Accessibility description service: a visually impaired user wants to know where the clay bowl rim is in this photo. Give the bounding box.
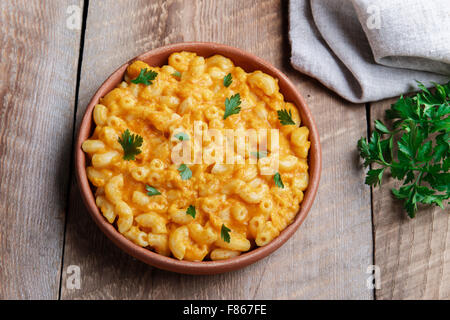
[75,42,322,275]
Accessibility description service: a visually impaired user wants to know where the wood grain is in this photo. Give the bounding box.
[60,0,373,299]
[0,0,82,299]
[370,99,450,300]
[2,0,447,301]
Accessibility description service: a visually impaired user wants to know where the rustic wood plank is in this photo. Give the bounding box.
[61,0,373,299]
[370,98,450,300]
[0,0,82,299]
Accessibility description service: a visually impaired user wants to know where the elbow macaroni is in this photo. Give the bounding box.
[82,52,310,261]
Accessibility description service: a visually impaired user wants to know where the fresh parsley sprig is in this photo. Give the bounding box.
[118,129,143,161]
[358,81,450,218]
[274,172,284,188]
[131,68,158,85]
[277,109,296,125]
[174,132,189,141]
[223,93,241,120]
[145,185,161,196]
[251,150,268,159]
[223,73,232,87]
[186,205,196,218]
[177,164,192,180]
[221,224,231,243]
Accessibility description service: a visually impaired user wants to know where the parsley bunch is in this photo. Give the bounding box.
[358,82,450,218]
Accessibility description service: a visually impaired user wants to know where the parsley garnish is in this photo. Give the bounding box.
[277,109,296,125]
[177,164,192,180]
[174,132,189,141]
[186,205,196,218]
[131,68,158,85]
[145,185,161,196]
[172,71,181,77]
[223,93,241,120]
[221,224,231,243]
[118,129,143,160]
[251,151,268,159]
[223,73,232,87]
[274,172,284,188]
[358,81,450,218]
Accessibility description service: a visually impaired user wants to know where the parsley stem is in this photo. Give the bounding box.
[415,171,424,185]
[376,160,431,174]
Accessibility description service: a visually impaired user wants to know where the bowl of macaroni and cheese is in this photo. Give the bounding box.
[75,42,321,274]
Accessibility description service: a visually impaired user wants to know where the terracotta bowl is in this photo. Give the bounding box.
[75,42,322,274]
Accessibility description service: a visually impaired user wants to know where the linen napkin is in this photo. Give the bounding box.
[289,0,450,103]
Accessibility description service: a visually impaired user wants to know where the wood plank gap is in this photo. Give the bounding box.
[365,102,376,300]
[57,0,90,300]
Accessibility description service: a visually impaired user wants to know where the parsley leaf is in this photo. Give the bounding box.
[365,168,385,187]
[172,71,181,77]
[223,73,232,87]
[277,109,296,125]
[251,151,268,159]
[131,68,158,85]
[274,172,284,188]
[118,129,143,161]
[221,224,231,243]
[174,132,189,141]
[358,81,450,218]
[186,205,196,218]
[145,185,161,196]
[223,93,241,119]
[177,164,192,180]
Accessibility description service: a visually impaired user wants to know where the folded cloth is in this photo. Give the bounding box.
[289,0,450,103]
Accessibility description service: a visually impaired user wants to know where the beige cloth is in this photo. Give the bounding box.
[289,0,450,103]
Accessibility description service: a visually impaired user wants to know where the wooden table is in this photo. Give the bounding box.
[1,0,448,300]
